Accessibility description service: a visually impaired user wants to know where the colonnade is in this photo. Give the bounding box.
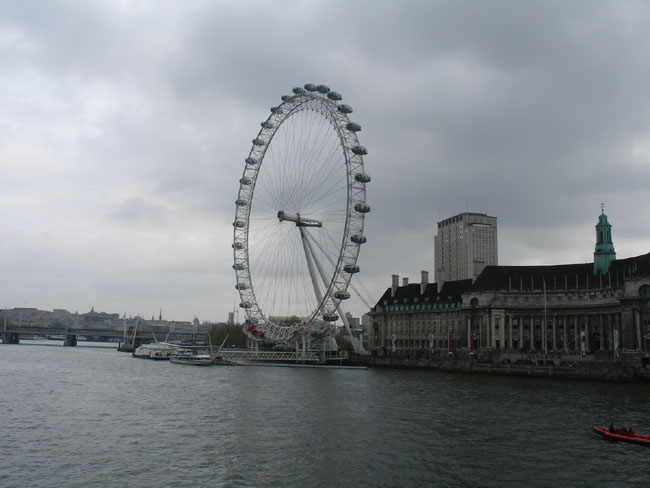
[369,304,648,357]
[474,309,645,354]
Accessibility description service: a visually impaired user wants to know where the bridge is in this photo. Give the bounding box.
[1,322,204,346]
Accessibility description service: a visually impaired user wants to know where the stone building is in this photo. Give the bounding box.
[369,210,650,364]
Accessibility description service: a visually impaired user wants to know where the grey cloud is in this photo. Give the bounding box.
[2,0,650,321]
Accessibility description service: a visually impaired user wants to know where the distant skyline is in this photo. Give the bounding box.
[2,1,650,322]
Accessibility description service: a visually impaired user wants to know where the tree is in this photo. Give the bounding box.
[208,324,248,348]
[335,333,354,352]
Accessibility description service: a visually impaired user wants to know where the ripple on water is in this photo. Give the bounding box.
[2,345,650,487]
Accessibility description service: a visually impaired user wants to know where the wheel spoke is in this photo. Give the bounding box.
[232,85,369,348]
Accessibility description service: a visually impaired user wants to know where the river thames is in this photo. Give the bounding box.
[1,342,649,487]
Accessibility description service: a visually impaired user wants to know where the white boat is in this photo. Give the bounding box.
[169,353,214,366]
[133,342,183,360]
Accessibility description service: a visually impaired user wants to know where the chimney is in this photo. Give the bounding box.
[391,274,399,297]
[421,270,429,295]
[402,277,409,287]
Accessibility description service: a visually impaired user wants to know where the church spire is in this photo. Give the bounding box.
[593,204,616,275]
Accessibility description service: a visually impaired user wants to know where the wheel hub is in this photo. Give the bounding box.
[277,211,322,227]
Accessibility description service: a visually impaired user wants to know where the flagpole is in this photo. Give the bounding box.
[543,277,548,354]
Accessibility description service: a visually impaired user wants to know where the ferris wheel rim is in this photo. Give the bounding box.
[232,84,369,343]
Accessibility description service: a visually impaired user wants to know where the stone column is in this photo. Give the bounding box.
[488,313,497,349]
[508,316,513,350]
[620,309,635,350]
[530,316,536,351]
[635,309,642,353]
[599,315,604,351]
[551,315,557,351]
[500,315,505,350]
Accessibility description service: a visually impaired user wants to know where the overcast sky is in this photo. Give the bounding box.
[2,0,650,322]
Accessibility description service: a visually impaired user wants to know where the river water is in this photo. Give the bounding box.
[1,342,649,487]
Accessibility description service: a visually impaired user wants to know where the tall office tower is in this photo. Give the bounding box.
[434,212,498,284]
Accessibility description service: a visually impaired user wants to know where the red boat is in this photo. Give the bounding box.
[592,425,650,447]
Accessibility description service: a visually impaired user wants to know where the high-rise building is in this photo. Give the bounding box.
[434,212,498,284]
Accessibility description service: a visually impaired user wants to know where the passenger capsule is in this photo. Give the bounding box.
[233,220,245,228]
[235,283,248,290]
[354,173,371,183]
[351,145,368,155]
[270,106,279,113]
[344,264,360,273]
[334,291,351,300]
[235,199,247,207]
[354,203,371,213]
[240,177,252,185]
[346,122,361,132]
[323,313,339,322]
[350,234,367,244]
[233,263,245,270]
[327,91,342,101]
[261,121,274,129]
[245,157,258,165]
[292,87,305,94]
[317,85,330,94]
[253,138,266,146]
[239,302,251,309]
[304,83,318,92]
[281,95,291,102]
[337,104,353,114]
[232,242,245,250]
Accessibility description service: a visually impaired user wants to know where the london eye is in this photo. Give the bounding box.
[232,83,370,352]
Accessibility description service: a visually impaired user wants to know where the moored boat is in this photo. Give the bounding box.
[133,342,183,360]
[170,353,214,366]
[592,425,650,447]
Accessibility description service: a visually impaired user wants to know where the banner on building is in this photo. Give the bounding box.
[580,330,586,358]
[448,329,453,354]
[391,333,396,353]
[429,333,434,353]
[613,329,619,359]
[470,331,476,354]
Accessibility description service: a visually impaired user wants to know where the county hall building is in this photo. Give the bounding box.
[368,210,650,365]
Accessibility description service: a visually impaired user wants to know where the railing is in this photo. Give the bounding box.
[220,350,321,361]
[220,350,348,362]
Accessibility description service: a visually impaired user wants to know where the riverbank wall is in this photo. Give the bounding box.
[347,354,650,383]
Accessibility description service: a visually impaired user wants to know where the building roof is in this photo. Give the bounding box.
[472,252,650,292]
[372,279,473,311]
[372,252,650,310]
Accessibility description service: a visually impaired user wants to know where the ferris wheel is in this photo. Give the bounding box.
[232,83,370,347]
